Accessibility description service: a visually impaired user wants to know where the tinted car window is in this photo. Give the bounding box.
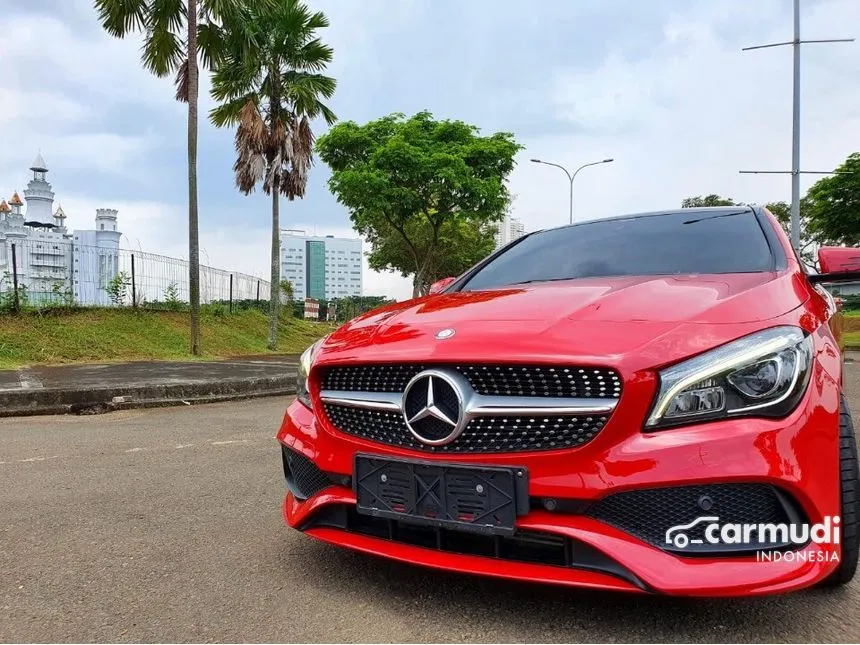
[462,210,775,291]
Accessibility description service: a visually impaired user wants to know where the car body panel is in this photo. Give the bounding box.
[277,206,849,596]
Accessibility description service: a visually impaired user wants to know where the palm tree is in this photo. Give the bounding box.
[210,0,336,350]
[94,0,259,355]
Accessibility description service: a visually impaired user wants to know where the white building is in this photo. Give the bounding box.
[494,211,526,250]
[280,229,362,300]
[0,154,122,306]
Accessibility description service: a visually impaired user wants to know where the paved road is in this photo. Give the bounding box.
[2,368,860,643]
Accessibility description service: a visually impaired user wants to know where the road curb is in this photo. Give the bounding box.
[0,373,297,417]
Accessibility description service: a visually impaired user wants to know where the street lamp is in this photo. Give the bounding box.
[531,157,614,224]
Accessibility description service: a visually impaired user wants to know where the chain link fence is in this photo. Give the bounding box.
[0,238,271,313]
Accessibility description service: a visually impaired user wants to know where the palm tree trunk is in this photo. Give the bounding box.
[268,181,281,351]
[187,0,202,355]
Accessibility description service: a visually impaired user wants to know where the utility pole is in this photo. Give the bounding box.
[740,0,853,253]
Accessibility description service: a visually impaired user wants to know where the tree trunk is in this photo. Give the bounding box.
[412,250,436,298]
[413,268,431,298]
[268,180,281,351]
[187,0,202,355]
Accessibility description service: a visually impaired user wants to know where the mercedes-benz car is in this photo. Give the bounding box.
[277,206,860,596]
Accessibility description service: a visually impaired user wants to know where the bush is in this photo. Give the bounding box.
[205,301,228,317]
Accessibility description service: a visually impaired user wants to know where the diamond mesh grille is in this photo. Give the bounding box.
[321,364,622,399]
[586,484,793,548]
[323,403,609,453]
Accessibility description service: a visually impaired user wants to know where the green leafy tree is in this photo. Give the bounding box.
[761,199,823,270]
[317,112,522,298]
[279,278,295,302]
[210,0,337,350]
[327,295,395,322]
[0,271,28,313]
[681,194,740,208]
[367,216,497,294]
[49,276,74,307]
[163,281,185,311]
[94,0,263,354]
[805,153,860,246]
[279,278,295,320]
[106,271,132,306]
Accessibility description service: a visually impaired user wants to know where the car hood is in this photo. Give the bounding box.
[318,272,808,371]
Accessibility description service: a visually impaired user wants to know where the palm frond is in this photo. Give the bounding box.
[197,21,227,69]
[147,0,186,32]
[174,58,189,102]
[318,104,337,126]
[293,38,334,72]
[209,93,257,127]
[234,151,266,194]
[94,0,148,37]
[211,0,335,196]
[140,23,184,76]
[238,99,267,151]
[305,10,330,30]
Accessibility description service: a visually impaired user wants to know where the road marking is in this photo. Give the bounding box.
[211,439,251,446]
[124,447,146,453]
[175,444,194,449]
[18,455,59,463]
[16,368,44,390]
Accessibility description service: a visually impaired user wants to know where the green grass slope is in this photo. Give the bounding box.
[0,309,335,369]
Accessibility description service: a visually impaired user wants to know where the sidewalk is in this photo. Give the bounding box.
[0,356,299,417]
[5,350,856,418]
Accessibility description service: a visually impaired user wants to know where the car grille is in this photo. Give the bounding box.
[321,364,622,399]
[323,403,609,453]
[586,483,805,554]
[281,445,337,500]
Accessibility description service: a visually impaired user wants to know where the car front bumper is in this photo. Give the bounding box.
[276,359,842,597]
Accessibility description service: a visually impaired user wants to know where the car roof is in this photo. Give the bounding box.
[552,205,758,231]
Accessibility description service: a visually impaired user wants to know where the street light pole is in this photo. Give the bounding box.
[790,0,802,252]
[531,158,614,224]
[740,0,853,253]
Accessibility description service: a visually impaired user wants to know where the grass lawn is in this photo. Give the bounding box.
[841,311,860,349]
[0,308,335,369]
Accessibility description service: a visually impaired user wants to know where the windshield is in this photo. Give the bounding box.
[461,210,776,291]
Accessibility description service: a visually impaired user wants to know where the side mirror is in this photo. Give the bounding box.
[428,276,456,295]
[819,247,860,274]
[810,247,860,284]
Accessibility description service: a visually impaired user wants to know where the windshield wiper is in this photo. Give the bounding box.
[509,277,577,286]
[682,210,749,225]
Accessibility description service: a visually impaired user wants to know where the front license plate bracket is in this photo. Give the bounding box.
[353,454,529,536]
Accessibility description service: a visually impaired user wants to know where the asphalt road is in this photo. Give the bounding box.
[2,367,860,643]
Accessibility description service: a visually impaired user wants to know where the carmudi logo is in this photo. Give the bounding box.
[665,515,841,562]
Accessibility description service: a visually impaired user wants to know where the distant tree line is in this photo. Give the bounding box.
[682,152,860,271]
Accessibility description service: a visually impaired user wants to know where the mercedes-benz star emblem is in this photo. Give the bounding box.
[435,328,455,340]
[402,370,467,446]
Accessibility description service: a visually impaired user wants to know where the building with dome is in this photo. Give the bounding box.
[0,154,122,306]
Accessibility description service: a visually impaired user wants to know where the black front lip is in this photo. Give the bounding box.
[297,502,653,592]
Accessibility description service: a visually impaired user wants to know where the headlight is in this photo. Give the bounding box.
[296,337,326,409]
[646,326,813,430]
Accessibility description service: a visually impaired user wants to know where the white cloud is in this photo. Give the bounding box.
[0,6,178,183]
[513,0,860,234]
[3,0,858,306]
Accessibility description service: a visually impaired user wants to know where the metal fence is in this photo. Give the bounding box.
[0,237,271,312]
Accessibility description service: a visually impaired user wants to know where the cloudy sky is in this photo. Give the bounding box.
[1,0,857,301]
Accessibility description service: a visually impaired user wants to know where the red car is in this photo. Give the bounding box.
[277,206,860,596]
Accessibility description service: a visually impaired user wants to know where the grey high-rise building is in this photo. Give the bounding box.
[280,230,363,300]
